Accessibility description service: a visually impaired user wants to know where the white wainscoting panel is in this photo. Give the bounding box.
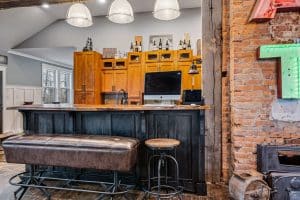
[4,85,42,134]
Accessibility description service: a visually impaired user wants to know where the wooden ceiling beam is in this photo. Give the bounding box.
[0,0,86,10]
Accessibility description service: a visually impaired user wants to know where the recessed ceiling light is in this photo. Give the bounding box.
[42,3,50,9]
[98,0,106,3]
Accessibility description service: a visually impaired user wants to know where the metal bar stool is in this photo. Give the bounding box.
[143,138,183,200]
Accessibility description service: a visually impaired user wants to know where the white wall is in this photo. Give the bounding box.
[7,54,42,87]
[17,8,202,54]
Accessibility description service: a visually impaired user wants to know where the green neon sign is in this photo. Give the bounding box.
[259,44,300,99]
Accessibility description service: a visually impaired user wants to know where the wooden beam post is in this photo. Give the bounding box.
[202,0,222,183]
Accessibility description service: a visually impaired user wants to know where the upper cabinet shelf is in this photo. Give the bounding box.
[103,58,128,70]
[128,52,143,64]
[177,50,193,62]
[145,50,175,63]
[103,59,115,69]
[115,58,128,69]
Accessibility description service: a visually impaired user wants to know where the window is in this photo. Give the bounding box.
[42,63,72,104]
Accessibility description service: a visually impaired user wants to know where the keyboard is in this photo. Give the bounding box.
[143,104,175,107]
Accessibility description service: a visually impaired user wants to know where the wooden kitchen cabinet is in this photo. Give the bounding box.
[176,50,193,62]
[145,63,159,73]
[103,59,115,69]
[74,53,85,92]
[114,69,127,91]
[102,70,114,92]
[74,91,85,104]
[128,52,143,64]
[74,51,102,104]
[145,51,159,63]
[127,64,142,99]
[160,50,174,62]
[85,92,96,104]
[101,69,127,92]
[159,62,175,72]
[144,62,176,75]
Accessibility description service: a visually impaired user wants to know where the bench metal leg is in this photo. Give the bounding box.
[97,171,131,200]
[32,177,51,200]
[14,177,31,200]
[10,169,132,200]
[14,165,51,200]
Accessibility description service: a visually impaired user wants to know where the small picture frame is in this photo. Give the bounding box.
[149,34,173,50]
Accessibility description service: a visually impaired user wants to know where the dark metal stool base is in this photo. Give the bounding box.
[144,146,183,200]
[10,166,134,200]
[143,185,183,199]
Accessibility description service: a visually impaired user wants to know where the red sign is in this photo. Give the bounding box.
[250,0,300,22]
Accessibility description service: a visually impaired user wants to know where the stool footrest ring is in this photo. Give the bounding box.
[143,185,183,199]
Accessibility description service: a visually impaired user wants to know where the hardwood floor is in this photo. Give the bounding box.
[0,162,229,200]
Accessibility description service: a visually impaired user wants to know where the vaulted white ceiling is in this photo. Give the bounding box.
[0,0,201,53]
[0,7,57,54]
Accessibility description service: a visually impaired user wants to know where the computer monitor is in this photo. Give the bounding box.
[144,71,182,101]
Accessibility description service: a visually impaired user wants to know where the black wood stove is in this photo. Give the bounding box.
[257,144,300,200]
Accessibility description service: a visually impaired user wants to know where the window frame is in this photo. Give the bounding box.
[42,63,73,105]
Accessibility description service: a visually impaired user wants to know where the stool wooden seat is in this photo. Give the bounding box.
[145,138,180,149]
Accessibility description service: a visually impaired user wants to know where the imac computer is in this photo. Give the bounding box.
[144,71,182,104]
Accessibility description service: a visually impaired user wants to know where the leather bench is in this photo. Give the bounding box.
[2,134,139,200]
[3,134,139,171]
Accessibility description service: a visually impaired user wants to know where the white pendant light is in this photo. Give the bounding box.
[66,3,93,28]
[108,0,134,24]
[153,0,181,21]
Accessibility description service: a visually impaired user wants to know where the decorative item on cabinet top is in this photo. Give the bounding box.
[103,48,117,59]
[149,34,173,50]
[83,37,93,52]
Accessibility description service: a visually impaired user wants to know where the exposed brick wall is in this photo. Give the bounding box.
[221,0,231,182]
[222,0,300,178]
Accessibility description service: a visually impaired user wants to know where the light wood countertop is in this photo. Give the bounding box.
[8,104,211,111]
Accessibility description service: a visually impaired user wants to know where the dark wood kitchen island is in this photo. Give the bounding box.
[12,104,209,195]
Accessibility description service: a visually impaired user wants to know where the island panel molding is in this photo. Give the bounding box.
[259,44,300,99]
[250,0,300,22]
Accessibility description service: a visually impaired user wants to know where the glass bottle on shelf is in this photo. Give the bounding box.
[183,40,187,50]
[152,40,157,51]
[166,40,169,50]
[139,41,143,52]
[178,40,183,50]
[158,38,162,50]
[135,41,139,52]
[130,42,134,52]
[187,40,191,50]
